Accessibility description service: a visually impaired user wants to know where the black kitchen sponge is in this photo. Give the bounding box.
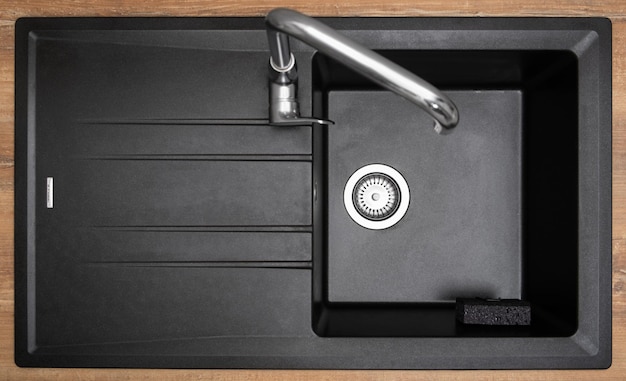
[456,298,531,325]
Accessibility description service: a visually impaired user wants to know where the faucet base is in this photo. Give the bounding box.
[269,69,334,126]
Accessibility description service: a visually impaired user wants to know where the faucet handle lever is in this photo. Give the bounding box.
[268,75,334,126]
[270,115,334,126]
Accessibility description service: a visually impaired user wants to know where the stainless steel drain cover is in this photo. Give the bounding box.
[344,164,410,230]
[353,173,400,220]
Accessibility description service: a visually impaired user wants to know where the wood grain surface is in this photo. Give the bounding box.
[1,0,624,379]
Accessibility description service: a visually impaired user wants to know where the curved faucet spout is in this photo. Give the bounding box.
[265,8,459,133]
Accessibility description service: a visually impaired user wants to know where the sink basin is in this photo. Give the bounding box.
[313,49,577,336]
[15,17,612,369]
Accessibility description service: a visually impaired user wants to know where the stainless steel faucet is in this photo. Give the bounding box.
[265,8,459,134]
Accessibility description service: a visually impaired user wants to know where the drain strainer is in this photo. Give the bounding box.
[353,173,400,220]
[344,164,410,230]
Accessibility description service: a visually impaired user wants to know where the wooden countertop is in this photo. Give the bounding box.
[0,0,623,379]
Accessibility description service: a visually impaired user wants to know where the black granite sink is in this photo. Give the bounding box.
[15,17,612,369]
